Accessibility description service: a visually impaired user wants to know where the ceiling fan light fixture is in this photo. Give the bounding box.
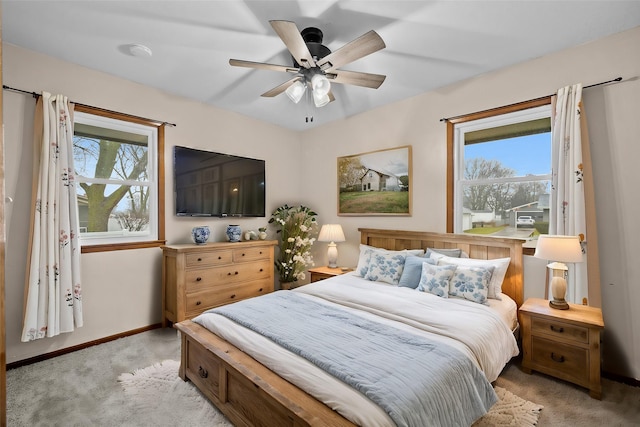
[313,90,331,108]
[311,73,331,97]
[285,80,306,104]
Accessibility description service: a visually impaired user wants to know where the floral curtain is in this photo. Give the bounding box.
[21,92,83,342]
[550,84,594,305]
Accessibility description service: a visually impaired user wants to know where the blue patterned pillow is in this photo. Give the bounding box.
[355,245,424,278]
[417,263,457,297]
[364,251,408,285]
[398,256,436,288]
[448,265,494,304]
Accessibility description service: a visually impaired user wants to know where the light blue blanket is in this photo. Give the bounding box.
[207,291,497,427]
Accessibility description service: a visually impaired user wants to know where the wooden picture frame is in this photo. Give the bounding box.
[337,145,412,216]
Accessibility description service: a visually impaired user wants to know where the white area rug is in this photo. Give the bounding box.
[119,360,542,426]
[118,360,232,426]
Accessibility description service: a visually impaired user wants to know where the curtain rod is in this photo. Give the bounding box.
[439,76,623,123]
[2,84,177,127]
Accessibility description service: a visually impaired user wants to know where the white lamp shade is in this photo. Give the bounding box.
[313,91,330,107]
[311,74,331,96]
[534,235,583,263]
[285,80,306,103]
[318,224,345,243]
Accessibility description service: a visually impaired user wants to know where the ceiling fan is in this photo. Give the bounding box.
[229,20,386,112]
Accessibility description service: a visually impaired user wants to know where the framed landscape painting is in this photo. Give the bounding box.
[337,145,412,216]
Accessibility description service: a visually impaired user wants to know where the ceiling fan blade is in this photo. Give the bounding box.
[261,77,301,98]
[329,69,386,89]
[229,59,298,73]
[317,30,385,71]
[270,20,316,69]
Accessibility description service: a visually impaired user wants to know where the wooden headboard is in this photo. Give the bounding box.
[359,228,526,307]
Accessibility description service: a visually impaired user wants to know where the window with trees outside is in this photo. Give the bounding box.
[73,106,165,252]
[448,99,551,238]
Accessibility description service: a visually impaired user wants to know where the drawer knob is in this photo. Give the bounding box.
[218,256,222,260]
[197,257,202,262]
[550,325,564,333]
[195,301,201,306]
[259,268,263,272]
[242,253,246,257]
[259,288,263,292]
[198,366,208,379]
[230,294,236,299]
[550,352,565,363]
[227,271,239,276]
[196,277,202,282]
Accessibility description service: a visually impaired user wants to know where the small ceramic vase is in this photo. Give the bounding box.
[226,225,241,243]
[191,226,210,244]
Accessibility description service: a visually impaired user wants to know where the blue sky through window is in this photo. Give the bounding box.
[465,132,551,176]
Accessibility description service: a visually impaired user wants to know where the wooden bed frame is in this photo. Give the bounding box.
[174,229,526,427]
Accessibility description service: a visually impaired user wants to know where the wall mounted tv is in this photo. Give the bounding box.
[174,146,265,217]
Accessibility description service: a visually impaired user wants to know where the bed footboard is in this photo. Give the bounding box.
[174,320,355,427]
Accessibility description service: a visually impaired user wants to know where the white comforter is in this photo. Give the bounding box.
[194,273,519,427]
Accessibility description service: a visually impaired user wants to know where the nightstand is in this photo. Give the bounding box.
[308,266,352,283]
[519,297,604,399]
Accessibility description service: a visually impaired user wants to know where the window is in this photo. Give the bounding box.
[73,106,165,252]
[447,99,552,236]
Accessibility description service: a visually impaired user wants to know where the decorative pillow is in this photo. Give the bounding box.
[398,256,436,288]
[426,248,463,258]
[364,251,408,285]
[417,263,457,297]
[449,265,494,305]
[436,256,510,300]
[355,244,424,278]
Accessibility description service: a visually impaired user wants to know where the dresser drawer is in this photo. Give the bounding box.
[186,279,272,315]
[531,316,589,344]
[233,246,271,262]
[186,250,233,268]
[185,260,272,291]
[184,335,221,401]
[531,336,588,384]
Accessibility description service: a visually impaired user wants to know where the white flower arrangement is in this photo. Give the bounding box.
[269,204,318,284]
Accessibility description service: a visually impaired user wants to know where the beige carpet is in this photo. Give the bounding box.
[119,359,542,426]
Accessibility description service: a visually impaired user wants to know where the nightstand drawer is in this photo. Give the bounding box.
[531,336,588,383]
[532,317,589,344]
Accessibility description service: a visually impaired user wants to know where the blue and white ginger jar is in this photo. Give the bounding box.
[191,226,210,244]
[226,225,242,243]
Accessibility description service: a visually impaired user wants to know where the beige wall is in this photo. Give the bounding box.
[2,44,303,363]
[3,25,639,380]
[301,27,640,380]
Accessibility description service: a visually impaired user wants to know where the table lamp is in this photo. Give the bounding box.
[318,224,346,268]
[534,235,583,310]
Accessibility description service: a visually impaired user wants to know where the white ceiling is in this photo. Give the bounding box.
[3,1,640,131]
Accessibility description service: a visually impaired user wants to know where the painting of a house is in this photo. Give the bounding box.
[360,169,403,192]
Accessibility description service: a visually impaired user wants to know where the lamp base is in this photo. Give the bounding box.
[549,299,570,310]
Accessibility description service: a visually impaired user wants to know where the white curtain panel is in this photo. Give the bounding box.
[21,92,83,342]
[550,84,588,304]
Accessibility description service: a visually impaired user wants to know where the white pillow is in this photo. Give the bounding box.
[436,256,511,300]
[355,244,424,278]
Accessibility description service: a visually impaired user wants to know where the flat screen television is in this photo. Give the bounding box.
[174,146,265,217]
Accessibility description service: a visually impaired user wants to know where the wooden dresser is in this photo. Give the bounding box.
[519,298,604,399]
[161,240,276,326]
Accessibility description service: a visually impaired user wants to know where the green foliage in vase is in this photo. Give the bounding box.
[268,204,318,283]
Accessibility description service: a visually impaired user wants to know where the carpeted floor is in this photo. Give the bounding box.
[7,327,640,426]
